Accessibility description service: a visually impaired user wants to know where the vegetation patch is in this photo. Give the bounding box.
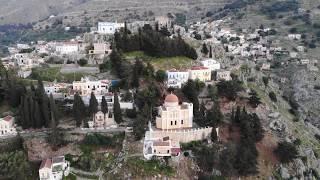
[126,157,175,177]
[124,51,193,70]
[81,132,125,150]
[30,67,88,83]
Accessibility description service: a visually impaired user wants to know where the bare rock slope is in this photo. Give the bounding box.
[0,0,232,25]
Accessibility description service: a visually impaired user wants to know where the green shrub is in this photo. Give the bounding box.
[78,58,88,66]
[269,91,277,102]
[274,142,298,163]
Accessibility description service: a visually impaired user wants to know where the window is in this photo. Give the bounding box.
[181,120,184,124]
[171,121,173,125]
[175,121,177,125]
[167,150,170,153]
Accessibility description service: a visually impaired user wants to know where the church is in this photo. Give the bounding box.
[156,93,193,130]
[143,93,213,160]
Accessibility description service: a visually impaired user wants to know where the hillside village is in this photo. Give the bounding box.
[0,0,320,180]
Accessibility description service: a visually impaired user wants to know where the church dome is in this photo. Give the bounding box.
[165,93,179,103]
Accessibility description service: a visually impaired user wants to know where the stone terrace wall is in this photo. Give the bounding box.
[151,127,212,143]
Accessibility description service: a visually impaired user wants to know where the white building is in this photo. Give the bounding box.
[155,93,193,130]
[17,69,32,78]
[288,34,301,40]
[200,59,221,71]
[15,54,40,69]
[143,93,212,160]
[300,59,310,65]
[155,16,171,28]
[17,43,30,50]
[97,22,124,34]
[44,82,70,99]
[166,69,189,88]
[55,42,79,55]
[39,156,70,180]
[189,66,212,82]
[88,43,111,55]
[72,77,110,96]
[143,133,180,160]
[80,92,134,110]
[88,111,117,129]
[216,70,232,81]
[0,116,17,137]
[261,63,271,70]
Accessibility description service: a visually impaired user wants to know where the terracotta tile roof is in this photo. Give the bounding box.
[3,115,13,122]
[40,159,52,169]
[171,148,181,154]
[191,66,209,70]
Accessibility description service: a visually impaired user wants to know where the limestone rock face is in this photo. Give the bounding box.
[293,158,305,177]
[280,165,290,179]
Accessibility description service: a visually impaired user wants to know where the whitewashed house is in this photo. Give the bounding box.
[17,43,30,50]
[300,59,310,65]
[143,135,180,160]
[261,63,271,70]
[0,116,17,137]
[97,22,124,34]
[288,34,301,40]
[15,54,37,68]
[200,59,221,71]
[88,43,111,55]
[155,16,171,28]
[72,77,110,96]
[216,70,232,81]
[55,42,79,54]
[44,82,70,99]
[166,69,189,88]
[39,156,70,180]
[189,66,211,82]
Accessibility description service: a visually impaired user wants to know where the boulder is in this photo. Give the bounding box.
[293,158,306,176]
[268,112,280,119]
[269,119,287,132]
[280,165,290,179]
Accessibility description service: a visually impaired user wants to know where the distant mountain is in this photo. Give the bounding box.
[0,0,90,25]
[0,0,232,25]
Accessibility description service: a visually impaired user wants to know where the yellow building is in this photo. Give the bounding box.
[156,93,193,130]
[189,66,211,82]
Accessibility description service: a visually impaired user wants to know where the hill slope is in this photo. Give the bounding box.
[0,0,232,25]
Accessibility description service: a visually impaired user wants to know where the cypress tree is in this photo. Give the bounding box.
[113,92,122,124]
[211,128,218,141]
[89,92,98,118]
[19,96,27,129]
[73,93,86,127]
[28,96,35,128]
[36,78,45,97]
[34,101,42,128]
[206,101,224,127]
[41,95,50,128]
[49,94,59,124]
[48,102,62,147]
[23,95,31,129]
[101,96,108,114]
[201,43,209,56]
[234,106,241,124]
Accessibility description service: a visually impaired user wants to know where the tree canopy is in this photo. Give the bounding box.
[114,25,197,59]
